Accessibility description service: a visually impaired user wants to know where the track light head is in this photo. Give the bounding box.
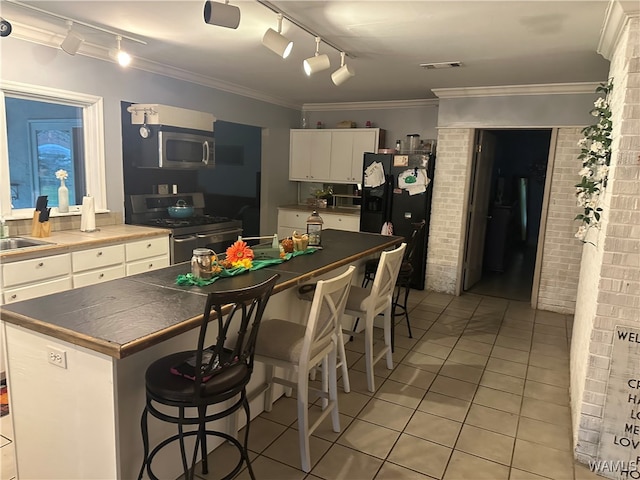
[60,21,84,55]
[331,52,355,86]
[262,14,292,59]
[109,35,131,67]
[203,0,240,29]
[303,37,330,76]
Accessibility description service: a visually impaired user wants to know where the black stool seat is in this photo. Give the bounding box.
[138,274,278,480]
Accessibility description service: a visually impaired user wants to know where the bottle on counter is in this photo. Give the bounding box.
[316,121,323,129]
[0,217,8,238]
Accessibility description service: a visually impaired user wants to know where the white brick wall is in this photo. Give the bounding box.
[426,128,474,293]
[571,15,640,468]
[536,128,584,314]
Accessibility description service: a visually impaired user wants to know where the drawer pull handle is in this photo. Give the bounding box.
[11,294,17,300]
[148,263,153,268]
[99,273,104,278]
[97,251,103,257]
[147,243,152,248]
[37,262,44,267]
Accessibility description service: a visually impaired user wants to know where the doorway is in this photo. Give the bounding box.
[463,129,552,301]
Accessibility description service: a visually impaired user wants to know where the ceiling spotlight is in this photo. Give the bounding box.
[203,0,240,29]
[303,37,330,76]
[262,13,293,59]
[331,52,355,86]
[109,35,131,67]
[60,20,84,55]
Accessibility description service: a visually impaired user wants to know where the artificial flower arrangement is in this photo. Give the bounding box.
[55,169,68,180]
[176,237,315,287]
[574,79,613,243]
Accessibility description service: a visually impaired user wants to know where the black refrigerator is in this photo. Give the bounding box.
[360,152,436,290]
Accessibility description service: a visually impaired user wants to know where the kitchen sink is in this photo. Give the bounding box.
[0,237,54,250]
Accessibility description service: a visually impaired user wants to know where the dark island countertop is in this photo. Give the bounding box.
[0,230,401,359]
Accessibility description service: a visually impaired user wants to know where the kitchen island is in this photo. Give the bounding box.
[0,229,401,479]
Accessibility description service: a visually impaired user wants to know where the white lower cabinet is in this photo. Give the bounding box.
[1,234,170,304]
[278,208,360,239]
[125,237,170,275]
[2,254,72,305]
[72,244,126,288]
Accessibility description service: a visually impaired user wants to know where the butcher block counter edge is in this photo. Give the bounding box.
[1,230,401,359]
[0,224,170,263]
[278,204,360,216]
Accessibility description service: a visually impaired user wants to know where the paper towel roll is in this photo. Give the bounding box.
[80,195,96,232]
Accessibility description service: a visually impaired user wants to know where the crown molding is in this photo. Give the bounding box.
[597,0,640,60]
[432,82,604,99]
[302,99,438,111]
[8,21,301,110]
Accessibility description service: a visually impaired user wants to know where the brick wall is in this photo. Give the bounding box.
[535,128,585,314]
[571,15,640,470]
[425,128,474,293]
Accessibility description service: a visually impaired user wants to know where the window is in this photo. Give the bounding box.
[0,81,105,218]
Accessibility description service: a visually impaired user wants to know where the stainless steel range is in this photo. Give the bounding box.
[127,192,242,264]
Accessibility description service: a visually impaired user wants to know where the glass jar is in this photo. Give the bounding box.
[306,210,323,247]
[191,248,215,279]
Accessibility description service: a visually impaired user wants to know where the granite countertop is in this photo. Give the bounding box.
[0,224,170,262]
[0,230,401,359]
[279,204,361,216]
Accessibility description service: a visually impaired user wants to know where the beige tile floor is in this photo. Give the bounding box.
[1,291,605,480]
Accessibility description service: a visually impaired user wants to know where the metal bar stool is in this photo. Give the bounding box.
[137,274,278,480]
[360,220,426,350]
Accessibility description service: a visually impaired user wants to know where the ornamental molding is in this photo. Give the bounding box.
[597,0,640,60]
[432,83,603,99]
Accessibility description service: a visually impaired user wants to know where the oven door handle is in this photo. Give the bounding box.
[173,235,198,242]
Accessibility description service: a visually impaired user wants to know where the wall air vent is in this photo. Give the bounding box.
[420,61,463,69]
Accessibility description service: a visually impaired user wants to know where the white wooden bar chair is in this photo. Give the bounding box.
[343,243,406,392]
[255,266,356,472]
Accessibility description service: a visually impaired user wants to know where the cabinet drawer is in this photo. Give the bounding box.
[2,254,71,288]
[278,210,308,230]
[322,214,360,232]
[3,277,72,304]
[72,245,125,273]
[126,236,169,262]
[72,265,126,288]
[126,256,170,276]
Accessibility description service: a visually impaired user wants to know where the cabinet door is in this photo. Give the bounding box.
[329,131,354,183]
[329,129,379,184]
[289,130,331,181]
[350,130,378,182]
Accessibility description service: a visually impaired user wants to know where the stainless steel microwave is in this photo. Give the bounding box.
[133,125,215,169]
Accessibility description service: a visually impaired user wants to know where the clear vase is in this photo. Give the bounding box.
[58,179,69,213]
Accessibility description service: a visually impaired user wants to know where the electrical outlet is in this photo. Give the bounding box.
[47,346,67,369]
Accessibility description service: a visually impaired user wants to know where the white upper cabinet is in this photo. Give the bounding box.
[289,130,332,181]
[290,128,382,183]
[330,129,379,183]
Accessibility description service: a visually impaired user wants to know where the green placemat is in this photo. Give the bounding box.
[176,248,317,287]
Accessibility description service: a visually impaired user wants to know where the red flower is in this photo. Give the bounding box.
[226,240,254,267]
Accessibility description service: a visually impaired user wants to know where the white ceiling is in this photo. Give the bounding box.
[2,1,614,107]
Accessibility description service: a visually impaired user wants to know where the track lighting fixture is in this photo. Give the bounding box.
[331,52,355,86]
[109,35,131,67]
[262,13,293,59]
[303,37,330,76]
[203,0,240,29]
[60,20,84,55]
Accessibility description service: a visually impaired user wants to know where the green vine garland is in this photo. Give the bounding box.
[575,79,613,242]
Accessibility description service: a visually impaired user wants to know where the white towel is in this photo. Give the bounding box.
[364,161,385,188]
[80,195,96,232]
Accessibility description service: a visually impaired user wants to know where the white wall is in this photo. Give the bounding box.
[305,103,439,150]
[0,38,300,235]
